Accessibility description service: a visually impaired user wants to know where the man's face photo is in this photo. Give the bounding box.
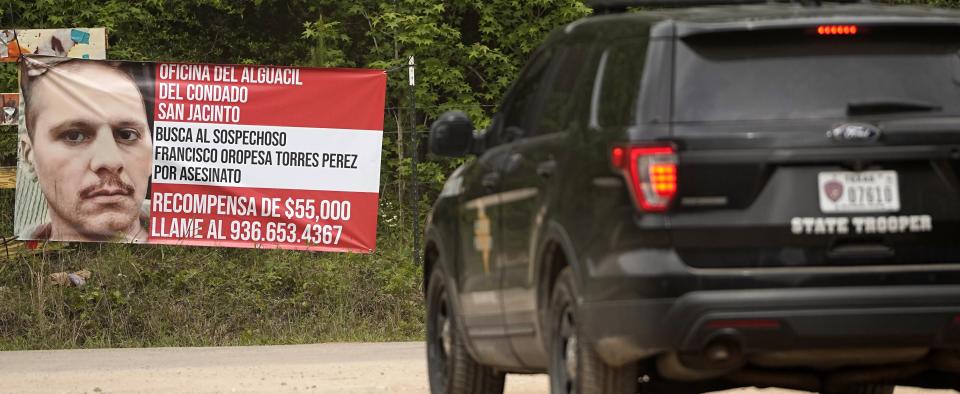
[21,61,152,241]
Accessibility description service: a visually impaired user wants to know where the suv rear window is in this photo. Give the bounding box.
[674,27,960,122]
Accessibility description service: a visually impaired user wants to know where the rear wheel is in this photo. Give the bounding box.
[426,268,505,394]
[548,267,639,394]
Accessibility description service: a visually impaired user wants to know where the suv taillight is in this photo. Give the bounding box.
[611,146,677,212]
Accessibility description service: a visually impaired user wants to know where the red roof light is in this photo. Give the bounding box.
[818,25,858,36]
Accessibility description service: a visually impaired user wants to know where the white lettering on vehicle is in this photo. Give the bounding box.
[790,215,932,235]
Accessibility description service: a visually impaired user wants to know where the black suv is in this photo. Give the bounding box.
[422,1,960,393]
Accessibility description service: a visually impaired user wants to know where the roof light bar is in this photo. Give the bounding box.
[818,25,858,35]
[588,0,864,12]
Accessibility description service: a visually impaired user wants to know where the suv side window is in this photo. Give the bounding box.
[537,43,597,136]
[594,38,648,128]
[498,48,554,143]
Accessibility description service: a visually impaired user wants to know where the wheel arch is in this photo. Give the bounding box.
[534,221,582,348]
[423,238,439,297]
[423,225,452,296]
[423,225,485,362]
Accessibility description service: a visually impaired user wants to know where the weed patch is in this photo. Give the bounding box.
[0,232,423,350]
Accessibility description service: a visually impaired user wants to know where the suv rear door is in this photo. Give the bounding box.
[666,23,960,270]
[456,123,512,347]
[453,46,556,367]
[496,42,600,366]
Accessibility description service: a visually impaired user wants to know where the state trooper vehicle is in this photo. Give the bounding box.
[423,0,960,392]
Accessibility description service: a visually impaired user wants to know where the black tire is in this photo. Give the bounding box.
[548,267,639,394]
[426,268,505,394]
[829,385,895,394]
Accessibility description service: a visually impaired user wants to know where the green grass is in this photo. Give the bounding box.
[0,231,424,350]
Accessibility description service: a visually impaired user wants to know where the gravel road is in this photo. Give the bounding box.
[0,342,952,394]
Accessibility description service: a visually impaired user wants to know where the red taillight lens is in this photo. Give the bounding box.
[611,145,678,212]
[610,146,625,168]
[818,25,858,35]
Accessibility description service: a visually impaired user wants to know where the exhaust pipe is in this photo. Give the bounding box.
[657,337,744,381]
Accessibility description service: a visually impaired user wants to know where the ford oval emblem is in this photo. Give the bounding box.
[827,123,881,142]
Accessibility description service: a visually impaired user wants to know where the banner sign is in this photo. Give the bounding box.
[1,29,107,62]
[15,56,386,253]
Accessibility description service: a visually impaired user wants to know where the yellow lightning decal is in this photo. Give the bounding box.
[473,204,492,274]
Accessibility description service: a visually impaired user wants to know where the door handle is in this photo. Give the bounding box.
[482,172,501,190]
[537,160,557,178]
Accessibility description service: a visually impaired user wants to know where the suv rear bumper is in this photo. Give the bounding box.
[579,284,960,366]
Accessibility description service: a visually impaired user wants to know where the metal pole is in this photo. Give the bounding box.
[408,56,420,266]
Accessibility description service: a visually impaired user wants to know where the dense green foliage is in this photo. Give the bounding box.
[0,0,956,349]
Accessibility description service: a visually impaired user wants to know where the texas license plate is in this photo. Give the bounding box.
[818,170,900,213]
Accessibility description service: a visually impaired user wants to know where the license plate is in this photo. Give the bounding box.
[818,170,900,213]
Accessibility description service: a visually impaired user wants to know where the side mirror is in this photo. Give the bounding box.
[429,111,474,157]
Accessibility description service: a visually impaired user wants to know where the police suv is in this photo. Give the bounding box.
[422,1,960,393]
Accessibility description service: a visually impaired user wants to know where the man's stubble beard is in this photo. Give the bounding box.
[49,173,144,241]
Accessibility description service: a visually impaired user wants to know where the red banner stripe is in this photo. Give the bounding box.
[148,183,379,253]
[155,64,387,130]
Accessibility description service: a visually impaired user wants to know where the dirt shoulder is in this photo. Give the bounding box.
[0,342,950,394]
